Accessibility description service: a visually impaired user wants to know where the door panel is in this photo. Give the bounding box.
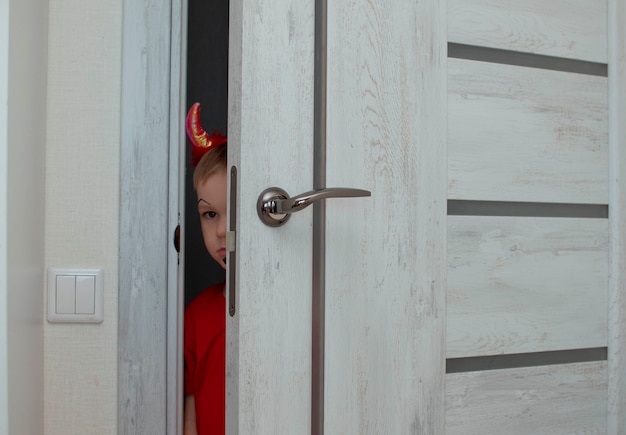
[448,58,608,204]
[446,361,608,434]
[448,0,607,63]
[448,216,608,358]
[227,0,315,433]
[325,0,446,432]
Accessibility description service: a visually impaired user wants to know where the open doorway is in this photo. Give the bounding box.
[184,0,229,306]
[180,0,229,433]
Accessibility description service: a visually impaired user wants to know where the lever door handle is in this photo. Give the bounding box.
[257,187,371,227]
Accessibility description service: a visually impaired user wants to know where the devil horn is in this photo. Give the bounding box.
[186,102,227,166]
[186,102,211,148]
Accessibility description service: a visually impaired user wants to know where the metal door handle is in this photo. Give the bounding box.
[257,187,371,227]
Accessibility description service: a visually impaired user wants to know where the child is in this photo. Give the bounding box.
[183,102,228,435]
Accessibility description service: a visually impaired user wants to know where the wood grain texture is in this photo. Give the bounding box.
[448,58,608,204]
[446,361,608,434]
[227,0,315,433]
[325,0,447,433]
[608,0,626,431]
[447,216,608,358]
[448,0,607,63]
[118,1,171,433]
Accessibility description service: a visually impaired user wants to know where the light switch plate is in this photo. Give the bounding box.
[47,268,104,323]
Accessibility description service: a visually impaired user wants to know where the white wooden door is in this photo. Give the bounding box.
[225,1,625,435]
[227,0,446,433]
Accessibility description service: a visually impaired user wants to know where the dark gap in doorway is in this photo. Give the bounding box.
[185,0,229,306]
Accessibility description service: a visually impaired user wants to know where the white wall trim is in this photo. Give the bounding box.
[2,0,46,433]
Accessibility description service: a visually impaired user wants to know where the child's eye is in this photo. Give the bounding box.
[203,211,217,219]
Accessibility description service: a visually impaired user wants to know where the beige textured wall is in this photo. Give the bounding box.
[44,1,122,433]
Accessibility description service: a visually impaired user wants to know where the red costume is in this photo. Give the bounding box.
[184,283,225,434]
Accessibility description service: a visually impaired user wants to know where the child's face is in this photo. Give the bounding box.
[196,168,228,270]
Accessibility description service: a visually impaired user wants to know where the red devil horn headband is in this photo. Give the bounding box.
[186,102,227,166]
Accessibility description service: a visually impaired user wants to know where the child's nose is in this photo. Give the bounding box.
[217,217,227,237]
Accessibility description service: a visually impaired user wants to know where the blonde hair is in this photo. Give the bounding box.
[193,144,227,189]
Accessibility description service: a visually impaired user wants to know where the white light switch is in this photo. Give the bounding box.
[76,276,96,314]
[56,275,76,314]
[48,268,103,323]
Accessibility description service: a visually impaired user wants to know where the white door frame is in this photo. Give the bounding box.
[608,0,626,431]
[118,0,186,433]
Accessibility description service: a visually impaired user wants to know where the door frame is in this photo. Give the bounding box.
[608,0,626,431]
[118,0,186,433]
